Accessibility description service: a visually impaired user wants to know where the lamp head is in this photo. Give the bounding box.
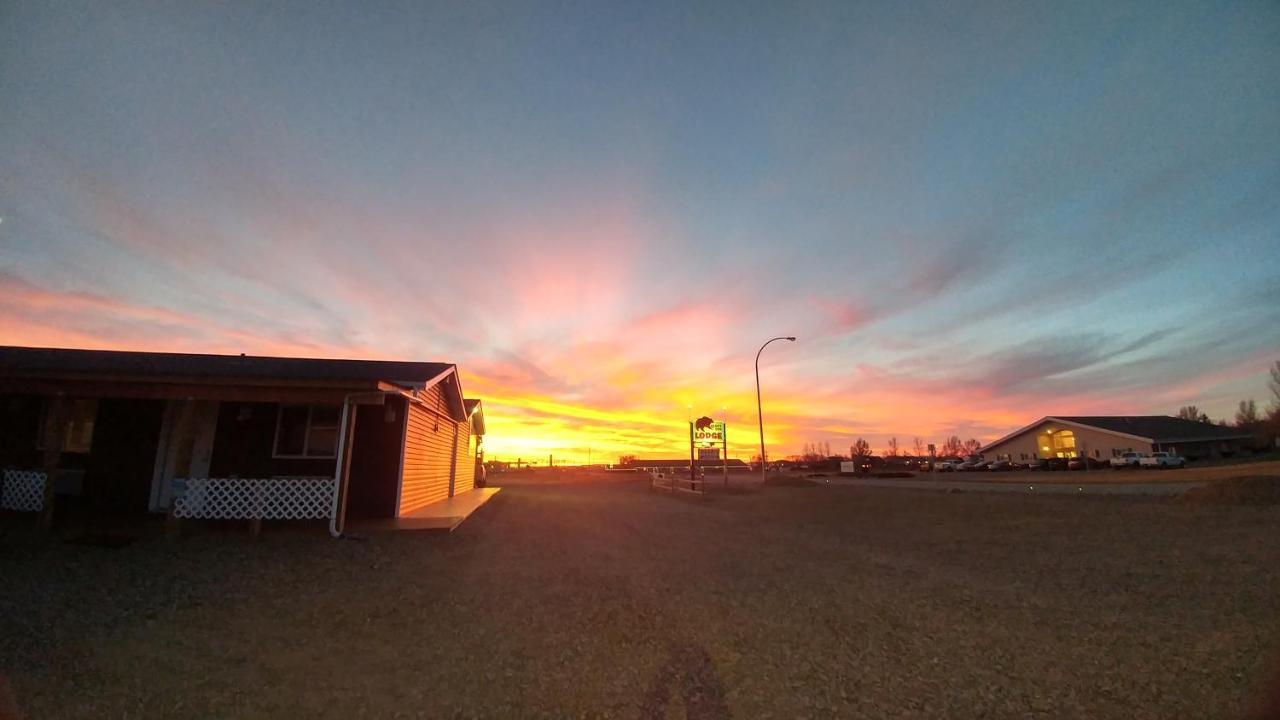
[785,336,796,341]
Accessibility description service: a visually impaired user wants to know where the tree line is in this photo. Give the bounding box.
[795,434,984,461]
[1177,360,1280,446]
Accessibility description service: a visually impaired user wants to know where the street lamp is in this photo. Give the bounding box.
[755,336,795,484]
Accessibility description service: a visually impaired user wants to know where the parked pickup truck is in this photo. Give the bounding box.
[1139,452,1186,469]
[1109,451,1147,469]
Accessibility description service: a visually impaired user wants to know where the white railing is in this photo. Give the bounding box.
[171,477,336,520]
[1,469,46,512]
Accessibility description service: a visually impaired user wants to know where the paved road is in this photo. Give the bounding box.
[824,476,1206,495]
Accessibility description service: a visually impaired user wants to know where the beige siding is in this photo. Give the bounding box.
[453,417,475,495]
[985,420,1154,462]
[396,381,480,515]
[399,390,455,515]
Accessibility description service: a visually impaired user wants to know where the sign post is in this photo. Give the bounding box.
[928,443,936,475]
[693,416,725,492]
[688,421,697,491]
[723,423,729,488]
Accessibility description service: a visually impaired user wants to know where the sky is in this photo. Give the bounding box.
[2,1,1278,463]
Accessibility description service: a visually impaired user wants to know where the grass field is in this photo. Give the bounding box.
[3,472,1279,718]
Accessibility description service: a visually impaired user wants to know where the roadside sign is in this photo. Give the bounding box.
[927,443,936,456]
[694,421,725,447]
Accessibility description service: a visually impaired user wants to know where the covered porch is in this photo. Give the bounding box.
[0,377,400,536]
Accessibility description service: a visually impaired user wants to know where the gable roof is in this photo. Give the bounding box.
[981,415,1253,452]
[464,398,485,436]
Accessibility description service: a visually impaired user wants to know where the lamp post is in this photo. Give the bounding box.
[755,336,795,485]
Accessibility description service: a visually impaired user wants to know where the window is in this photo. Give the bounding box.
[37,398,98,453]
[273,404,342,458]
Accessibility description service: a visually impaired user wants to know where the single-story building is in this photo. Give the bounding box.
[618,458,750,472]
[979,415,1254,462]
[0,346,488,535]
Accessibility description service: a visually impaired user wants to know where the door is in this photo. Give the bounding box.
[149,399,219,512]
[85,399,165,514]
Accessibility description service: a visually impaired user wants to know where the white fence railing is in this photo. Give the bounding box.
[172,477,335,520]
[1,469,47,512]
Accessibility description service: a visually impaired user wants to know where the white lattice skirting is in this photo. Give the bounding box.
[172,477,335,520]
[1,469,46,512]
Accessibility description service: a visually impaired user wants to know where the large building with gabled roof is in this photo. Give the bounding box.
[979,415,1255,462]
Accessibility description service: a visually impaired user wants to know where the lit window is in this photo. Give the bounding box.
[274,404,341,458]
[38,398,98,454]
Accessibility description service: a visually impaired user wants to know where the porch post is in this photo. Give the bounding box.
[335,401,358,535]
[164,399,199,539]
[39,396,71,531]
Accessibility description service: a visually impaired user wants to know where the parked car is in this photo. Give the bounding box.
[1038,457,1069,471]
[986,459,1014,472]
[935,459,961,472]
[1139,452,1186,469]
[1109,451,1147,469]
[1067,457,1107,470]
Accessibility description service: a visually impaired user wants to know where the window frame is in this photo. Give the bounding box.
[35,398,99,454]
[272,404,341,459]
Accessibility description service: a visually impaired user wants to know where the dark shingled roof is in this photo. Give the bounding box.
[1053,416,1252,442]
[0,346,453,386]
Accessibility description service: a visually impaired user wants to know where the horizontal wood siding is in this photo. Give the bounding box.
[453,417,475,495]
[398,389,455,515]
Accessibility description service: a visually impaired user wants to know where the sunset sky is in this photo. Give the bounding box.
[2,1,1278,463]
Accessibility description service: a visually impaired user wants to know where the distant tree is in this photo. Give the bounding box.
[884,437,900,457]
[940,435,964,457]
[851,438,871,458]
[618,454,636,466]
[1177,405,1211,424]
[962,438,983,455]
[913,437,926,457]
[1235,400,1260,427]
[800,443,825,463]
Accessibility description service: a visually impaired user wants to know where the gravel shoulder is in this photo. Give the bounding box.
[3,479,1279,718]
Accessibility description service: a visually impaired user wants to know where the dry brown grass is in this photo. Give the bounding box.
[3,479,1279,718]
[1182,476,1280,505]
